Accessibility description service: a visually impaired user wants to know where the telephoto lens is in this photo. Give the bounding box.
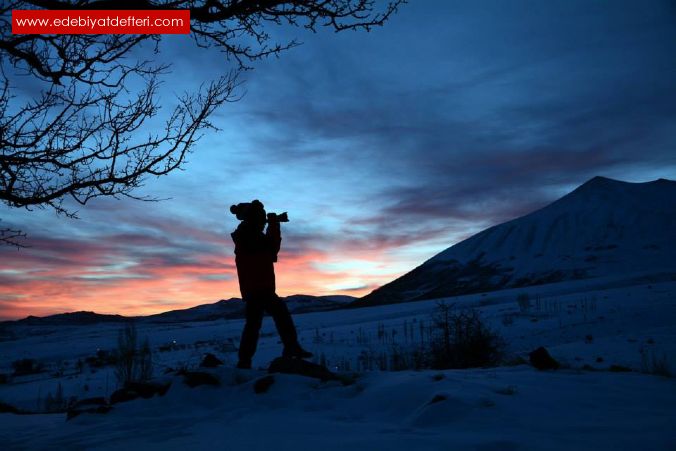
[268,212,289,223]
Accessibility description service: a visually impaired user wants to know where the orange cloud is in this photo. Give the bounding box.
[0,211,421,320]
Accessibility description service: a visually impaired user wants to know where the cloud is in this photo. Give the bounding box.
[0,203,404,319]
[2,0,676,319]
[224,0,676,239]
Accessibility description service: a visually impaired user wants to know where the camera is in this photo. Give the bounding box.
[267,212,289,223]
[230,200,289,223]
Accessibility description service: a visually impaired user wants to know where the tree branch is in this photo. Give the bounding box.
[0,0,404,244]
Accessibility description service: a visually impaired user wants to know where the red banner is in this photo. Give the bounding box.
[12,9,190,35]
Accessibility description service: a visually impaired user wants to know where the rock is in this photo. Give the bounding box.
[200,353,224,368]
[529,347,560,370]
[253,375,275,394]
[110,388,140,404]
[268,357,338,381]
[110,381,171,404]
[129,381,171,398]
[429,394,447,404]
[0,401,21,414]
[67,397,111,420]
[72,396,107,408]
[183,371,220,388]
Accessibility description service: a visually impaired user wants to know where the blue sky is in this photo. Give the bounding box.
[1,0,675,319]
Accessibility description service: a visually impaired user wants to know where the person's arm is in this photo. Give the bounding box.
[266,216,282,262]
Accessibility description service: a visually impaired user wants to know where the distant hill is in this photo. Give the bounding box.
[356,176,676,306]
[143,295,353,323]
[1,295,354,326]
[8,311,130,326]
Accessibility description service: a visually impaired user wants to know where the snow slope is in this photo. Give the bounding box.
[1,278,675,450]
[2,366,675,451]
[359,177,676,306]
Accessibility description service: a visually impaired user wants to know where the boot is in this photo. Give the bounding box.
[282,346,313,359]
[236,360,252,369]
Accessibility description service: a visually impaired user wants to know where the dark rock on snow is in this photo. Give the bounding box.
[67,397,111,420]
[529,347,560,370]
[268,357,338,381]
[200,353,224,368]
[110,381,171,404]
[182,371,220,387]
[0,401,22,414]
[253,375,275,394]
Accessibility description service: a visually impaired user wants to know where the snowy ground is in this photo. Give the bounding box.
[1,279,675,450]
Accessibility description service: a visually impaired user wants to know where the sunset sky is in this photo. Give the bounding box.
[2,0,676,320]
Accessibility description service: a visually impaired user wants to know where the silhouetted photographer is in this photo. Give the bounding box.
[230,200,312,369]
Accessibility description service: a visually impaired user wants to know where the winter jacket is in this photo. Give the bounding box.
[231,221,281,298]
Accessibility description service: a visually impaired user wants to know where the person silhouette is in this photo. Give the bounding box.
[230,200,312,369]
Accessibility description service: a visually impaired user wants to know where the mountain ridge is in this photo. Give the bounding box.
[0,294,355,326]
[356,176,676,306]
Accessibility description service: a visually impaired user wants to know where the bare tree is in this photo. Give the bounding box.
[0,220,26,247]
[0,0,404,242]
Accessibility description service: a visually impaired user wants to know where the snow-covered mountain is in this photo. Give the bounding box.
[358,176,676,306]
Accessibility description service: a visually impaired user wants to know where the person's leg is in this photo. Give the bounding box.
[238,299,264,368]
[264,294,298,348]
[265,294,312,358]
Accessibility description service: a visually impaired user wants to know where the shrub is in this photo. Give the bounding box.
[12,358,44,376]
[137,337,153,382]
[516,293,531,313]
[362,303,507,372]
[388,344,415,371]
[115,324,137,386]
[114,323,153,387]
[44,382,68,413]
[640,348,671,377]
[427,302,505,370]
[494,385,518,395]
